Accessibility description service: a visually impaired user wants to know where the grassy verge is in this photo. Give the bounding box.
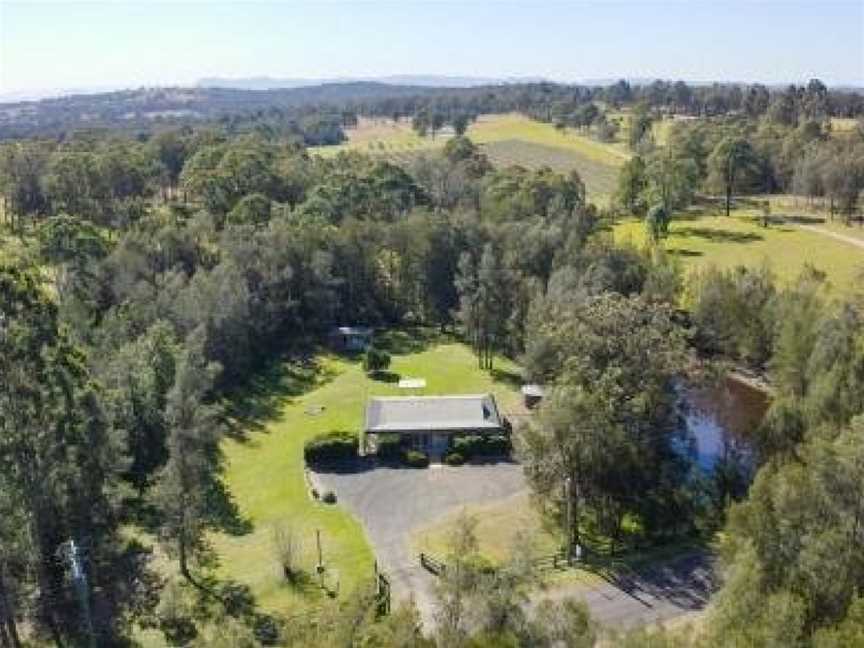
[613,207,864,298]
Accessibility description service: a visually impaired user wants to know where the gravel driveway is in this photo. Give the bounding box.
[313,462,716,632]
[534,552,717,630]
[312,461,527,623]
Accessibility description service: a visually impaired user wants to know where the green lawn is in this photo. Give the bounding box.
[613,208,864,298]
[412,491,561,564]
[210,334,522,615]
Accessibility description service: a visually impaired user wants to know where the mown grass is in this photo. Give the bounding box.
[411,491,561,564]
[209,334,522,615]
[613,208,864,297]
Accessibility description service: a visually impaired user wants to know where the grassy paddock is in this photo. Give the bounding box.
[209,334,522,614]
[479,139,619,200]
[613,208,864,297]
[310,113,626,202]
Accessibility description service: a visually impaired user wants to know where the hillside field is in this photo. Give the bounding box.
[312,113,627,202]
[613,208,864,297]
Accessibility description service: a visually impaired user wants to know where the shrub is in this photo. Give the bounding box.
[303,432,358,464]
[271,521,302,583]
[451,434,511,459]
[444,452,465,466]
[322,491,337,504]
[403,450,430,468]
[362,346,391,373]
[376,434,403,461]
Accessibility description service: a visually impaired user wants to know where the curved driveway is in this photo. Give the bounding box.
[313,462,716,631]
[313,461,527,623]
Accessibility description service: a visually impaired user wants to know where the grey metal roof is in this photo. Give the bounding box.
[521,384,545,397]
[332,326,373,336]
[364,394,503,434]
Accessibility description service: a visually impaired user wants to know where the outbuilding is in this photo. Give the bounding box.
[520,384,545,409]
[328,326,374,352]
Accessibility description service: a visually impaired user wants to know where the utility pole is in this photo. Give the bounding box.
[59,540,95,648]
[563,477,573,565]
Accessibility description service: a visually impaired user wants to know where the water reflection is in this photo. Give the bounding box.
[682,376,770,472]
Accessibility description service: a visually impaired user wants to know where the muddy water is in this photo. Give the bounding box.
[683,376,771,471]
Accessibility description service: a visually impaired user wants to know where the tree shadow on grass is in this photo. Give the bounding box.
[207,477,254,536]
[674,227,764,244]
[222,354,338,443]
[375,327,444,356]
[490,367,522,389]
[668,248,704,258]
[782,214,826,225]
[369,370,400,383]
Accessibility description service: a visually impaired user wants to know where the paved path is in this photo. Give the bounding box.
[312,461,527,625]
[795,223,864,251]
[533,552,717,629]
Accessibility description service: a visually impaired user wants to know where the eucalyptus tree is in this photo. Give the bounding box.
[707,136,761,217]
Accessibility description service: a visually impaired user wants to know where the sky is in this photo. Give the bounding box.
[1,0,862,97]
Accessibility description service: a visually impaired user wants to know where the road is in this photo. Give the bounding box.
[533,552,717,630]
[794,223,864,252]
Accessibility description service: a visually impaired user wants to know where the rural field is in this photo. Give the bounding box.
[313,113,627,202]
[613,208,864,297]
[479,139,619,197]
[208,334,523,615]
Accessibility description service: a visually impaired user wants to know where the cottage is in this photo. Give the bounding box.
[364,393,504,454]
[328,326,374,352]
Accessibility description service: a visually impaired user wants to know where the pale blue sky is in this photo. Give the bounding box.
[1,0,862,96]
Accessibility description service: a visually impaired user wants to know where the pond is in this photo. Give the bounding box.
[682,375,771,472]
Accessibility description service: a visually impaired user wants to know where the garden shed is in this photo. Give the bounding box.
[329,326,374,352]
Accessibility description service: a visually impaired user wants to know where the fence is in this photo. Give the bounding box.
[420,549,576,578]
[376,571,391,616]
[419,552,447,576]
[530,551,570,572]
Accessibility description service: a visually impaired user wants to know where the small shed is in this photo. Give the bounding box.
[329,326,374,352]
[521,384,545,409]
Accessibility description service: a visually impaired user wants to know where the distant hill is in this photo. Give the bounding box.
[197,75,547,90]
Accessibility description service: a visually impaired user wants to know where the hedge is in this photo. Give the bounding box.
[451,434,511,459]
[375,434,404,461]
[444,452,465,466]
[403,450,430,468]
[303,431,358,464]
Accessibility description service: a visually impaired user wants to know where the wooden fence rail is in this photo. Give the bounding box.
[419,552,447,576]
